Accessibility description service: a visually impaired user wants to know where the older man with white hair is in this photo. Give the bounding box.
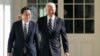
[37,2,69,56]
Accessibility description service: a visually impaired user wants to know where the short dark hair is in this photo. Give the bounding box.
[21,6,31,14]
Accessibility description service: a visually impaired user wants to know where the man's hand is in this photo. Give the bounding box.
[64,52,69,56]
[7,53,12,56]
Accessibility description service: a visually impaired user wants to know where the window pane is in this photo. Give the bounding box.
[75,5,84,18]
[64,5,73,18]
[85,5,94,18]
[75,20,84,33]
[75,0,84,3]
[38,5,46,17]
[27,0,36,3]
[64,0,73,3]
[27,5,38,21]
[48,0,58,3]
[85,20,94,33]
[38,0,47,3]
[85,0,94,3]
[65,20,73,33]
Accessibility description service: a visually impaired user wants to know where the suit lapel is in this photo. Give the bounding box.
[42,16,52,34]
[19,20,24,39]
[18,20,34,41]
[46,16,59,34]
[26,21,33,40]
[53,16,58,31]
[53,19,56,30]
[44,16,48,30]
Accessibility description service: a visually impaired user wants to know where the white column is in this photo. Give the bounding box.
[4,0,11,56]
[0,0,4,56]
[3,0,27,56]
[0,0,27,56]
[11,0,27,22]
[95,0,100,56]
[58,0,64,56]
[58,0,64,19]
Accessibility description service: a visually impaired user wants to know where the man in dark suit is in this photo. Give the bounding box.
[7,7,40,56]
[37,2,69,56]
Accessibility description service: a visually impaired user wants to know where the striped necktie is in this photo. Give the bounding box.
[48,18,52,33]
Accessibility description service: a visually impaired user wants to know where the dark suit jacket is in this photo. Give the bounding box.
[7,20,40,56]
[37,16,69,56]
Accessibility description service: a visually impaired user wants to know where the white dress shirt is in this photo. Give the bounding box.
[47,15,55,29]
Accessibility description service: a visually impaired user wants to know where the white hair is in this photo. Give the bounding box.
[45,2,56,12]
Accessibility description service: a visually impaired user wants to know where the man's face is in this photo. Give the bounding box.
[47,5,56,16]
[21,10,31,21]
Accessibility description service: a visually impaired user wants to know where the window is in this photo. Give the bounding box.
[27,0,94,33]
[27,0,58,21]
[64,0,94,33]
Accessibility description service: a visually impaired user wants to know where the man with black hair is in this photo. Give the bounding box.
[7,7,40,56]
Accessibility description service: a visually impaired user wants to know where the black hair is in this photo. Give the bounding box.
[21,6,31,14]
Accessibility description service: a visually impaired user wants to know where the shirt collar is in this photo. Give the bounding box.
[47,15,55,21]
[22,20,30,25]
